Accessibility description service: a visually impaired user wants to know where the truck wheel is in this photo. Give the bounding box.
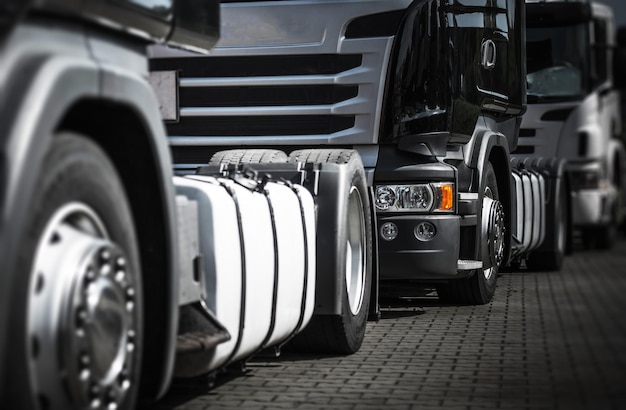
[287,149,372,354]
[527,177,567,270]
[594,219,617,250]
[439,162,504,305]
[581,205,617,250]
[8,133,142,410]
[209,149,288,165]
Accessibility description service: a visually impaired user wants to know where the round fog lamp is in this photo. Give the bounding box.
[415,222,436,241]
[380,222,398,241]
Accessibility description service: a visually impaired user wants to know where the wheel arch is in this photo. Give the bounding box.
[467,131,513,266]
[0,56,177,403]
[607,138,626,186]
[486,145,513,268]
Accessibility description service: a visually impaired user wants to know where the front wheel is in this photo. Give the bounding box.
[8,133,143,410]
[438,162,504,305]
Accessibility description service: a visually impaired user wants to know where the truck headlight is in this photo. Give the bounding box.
[375,183,454,213]
[397,185,434,210]
[570,169,600,190]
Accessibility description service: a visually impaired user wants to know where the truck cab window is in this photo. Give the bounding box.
[526,24,588,102]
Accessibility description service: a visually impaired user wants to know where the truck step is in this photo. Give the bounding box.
[457,259,482,270]
[177,330,231,353]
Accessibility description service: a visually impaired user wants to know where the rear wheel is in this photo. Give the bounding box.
[582,223,616,251]
[287,149,372,354]
[581,205,618,251]
[8,133,142,410]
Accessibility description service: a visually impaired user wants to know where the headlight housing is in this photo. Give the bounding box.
[375,183,455,213]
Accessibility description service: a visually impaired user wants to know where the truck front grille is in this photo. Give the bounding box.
[151,53,374,168]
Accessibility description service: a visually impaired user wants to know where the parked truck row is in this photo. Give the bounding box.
[149,0,564,308]
[1,0,624,409]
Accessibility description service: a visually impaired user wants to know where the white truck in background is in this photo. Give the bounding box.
[0,1,372,409]
[519,0,626,249]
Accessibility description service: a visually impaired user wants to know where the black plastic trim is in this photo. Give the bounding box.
[151,54,363,78]
[167,115,355,137]
[345,10,405,39]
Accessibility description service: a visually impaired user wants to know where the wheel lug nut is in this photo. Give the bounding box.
[76,309,88,327]
[116,257,126,268]
[100,250,111,261]
[126,288,135,299]
[80,369,90,381]
[85,267,97,281]
[90,398,102,409]
[126,301,134,312]
[115,270,125,283]
[80,354,90,366]
[100,263,111,276]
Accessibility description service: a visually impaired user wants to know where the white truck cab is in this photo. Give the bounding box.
[519,0,626,248]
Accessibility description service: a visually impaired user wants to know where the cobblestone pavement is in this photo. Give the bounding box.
[153,236,626,410]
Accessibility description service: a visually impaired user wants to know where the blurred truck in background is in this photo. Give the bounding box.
[518,0,626,249]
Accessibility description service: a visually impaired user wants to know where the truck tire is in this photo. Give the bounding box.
[209,149,288,165]
[581,206,617,250]
[587,221,617,251]
[438,162,504,305]
[8,133,143,410]
[526,176,567,270]
[287,149,372,354]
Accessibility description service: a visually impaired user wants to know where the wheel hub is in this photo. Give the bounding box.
[28,203,137,409]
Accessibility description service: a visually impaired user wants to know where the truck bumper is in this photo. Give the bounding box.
[571,187,615,227]
[377,214,462,280]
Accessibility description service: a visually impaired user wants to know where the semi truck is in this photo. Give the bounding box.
[150,0,567,309]
[0,0,567,409]
[0,0,375,409]
[519,0,626,249]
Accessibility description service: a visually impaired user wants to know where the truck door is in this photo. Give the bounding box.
[591,13,618,152]
[488,0,525,116]
[448,0,524,120]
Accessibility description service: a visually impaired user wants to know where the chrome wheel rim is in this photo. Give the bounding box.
[482,188,505,280]
[345,186,366,315]
[28,202,137,409]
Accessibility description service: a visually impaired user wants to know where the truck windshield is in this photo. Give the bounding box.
[526,24,588,102]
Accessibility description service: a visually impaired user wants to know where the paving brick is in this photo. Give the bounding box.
[154,237,626,409]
